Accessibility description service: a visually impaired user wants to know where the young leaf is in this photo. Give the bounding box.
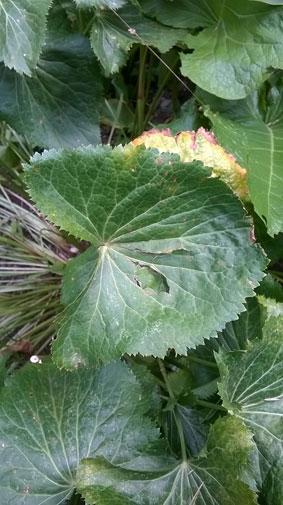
[0,0,52,75]
[90,6,186,75]
[0,360,169,504]
[25,145,266,367]
[200,80,283,236]
[217,316,283,504]
[77,416,256,505]
[179,0,283,99]
[0,15,102,149]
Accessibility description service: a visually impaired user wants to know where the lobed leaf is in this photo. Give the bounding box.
[0,360,169,504]
[77,416,256,505]
[179,0,283,99]
[25,144,266,367]
[201,78,283,236]
[217,316,283,505]
[0,0,52,75]
[0,21,102,149]
[90,6,186,75]
[132,128,249,201]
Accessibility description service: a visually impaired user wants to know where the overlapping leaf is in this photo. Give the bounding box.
[90,6,186,74]
[165,404,209,457]
[0,360,169,504]
[132,128,249,201]
[0,14,102,149]
[217,316,283,505]
[179,0,283,99]
[77,416,256,505]
[25,144,266,367]
[216,297,263,351]
[0,0,52,75]
[140,0,210,29]
[200,77,283,236]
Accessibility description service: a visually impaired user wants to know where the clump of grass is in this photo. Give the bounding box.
[0,186,75,364]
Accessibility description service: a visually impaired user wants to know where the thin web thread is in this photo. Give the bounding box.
[110,7,204,106]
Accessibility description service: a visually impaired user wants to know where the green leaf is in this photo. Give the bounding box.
[180,0,283,99]
[216,297,263,351]
[257,274,283,303]
[165,404,209,457]
[75,0,126,7]
[257,295,283,318]
[201,77,283,236]
[0,360,168,504]
[159,98,204,135]
[77,416,256,505]
[252,208,283,263]
[0,0,52,75]
[250,0,283,4]
[217,316,283,504]
[140,0,210,29]
[0,15,102,149]
[90,6,186,74]
[25,145,266,367]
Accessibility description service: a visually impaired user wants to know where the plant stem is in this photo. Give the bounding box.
[174,410,188,462]
[143,55,179,128]
[158,358,174,399]
[136,46,148,136]
[196,399,226,412]
[187,354,218,369]
[166,354,218,370]
[158,359,187,461]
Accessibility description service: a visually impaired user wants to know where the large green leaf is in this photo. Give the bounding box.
[0,360,168,504]
[90,6,186,74]
[200,78,283,236]
[0,0,52,75]
[217,316,283,505]
[140,0,211,29]
[77,416,256,505]
[179,0,283,99]
[0,13,102,149]
[25,145,266,367]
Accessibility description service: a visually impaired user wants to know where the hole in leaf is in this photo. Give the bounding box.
[133,264,169,294]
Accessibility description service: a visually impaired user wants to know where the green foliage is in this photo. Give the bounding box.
[0,1,283,504]
[24,145,266,367]
[199,74,283,236]
[217,316,283,504]
[0,9,102,148]
[90,6,185,75]
[0,0,52,75]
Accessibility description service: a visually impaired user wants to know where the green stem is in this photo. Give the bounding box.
[174,410,187,462]
[143,56,179,128]
[196,399,226,412]
[166,354,218,370]
[187,354,218,369]
[136,46,148,136]
[83,14,96,35]
[158,359,187,461]
[158,358,174,399]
